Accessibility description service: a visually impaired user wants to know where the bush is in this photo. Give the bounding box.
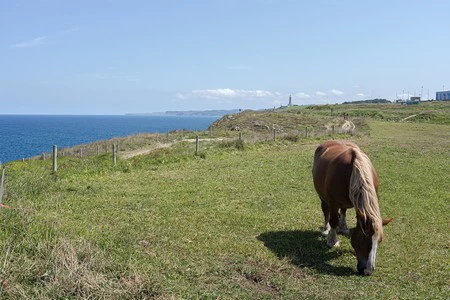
[218,139,245,150]
[235,139,245,150]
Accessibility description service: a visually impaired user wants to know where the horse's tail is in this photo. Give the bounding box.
[349,147,383,240]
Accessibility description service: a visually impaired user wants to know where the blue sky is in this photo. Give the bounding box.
[1,0,449,114]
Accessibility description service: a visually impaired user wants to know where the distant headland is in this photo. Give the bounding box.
[125,109,241,117]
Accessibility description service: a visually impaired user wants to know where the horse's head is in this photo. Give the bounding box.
[351,216,392,275]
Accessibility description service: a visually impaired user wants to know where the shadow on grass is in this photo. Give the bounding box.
[257,230,356,276]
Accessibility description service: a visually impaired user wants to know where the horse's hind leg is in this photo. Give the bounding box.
[327,203,340,247]
[321,200,331,236]
[337,208,350,235]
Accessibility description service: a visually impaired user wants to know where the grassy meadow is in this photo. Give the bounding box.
[0,102,449,298]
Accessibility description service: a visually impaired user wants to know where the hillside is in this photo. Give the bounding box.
[209,100,450,138]
[0,102,449,298]
[26,101,450,162]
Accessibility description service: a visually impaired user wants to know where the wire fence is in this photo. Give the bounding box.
[9,123,358,171]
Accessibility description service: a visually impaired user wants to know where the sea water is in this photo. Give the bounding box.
[0,115,219,163]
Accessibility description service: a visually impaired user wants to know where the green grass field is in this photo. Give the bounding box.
[1,103,449,298]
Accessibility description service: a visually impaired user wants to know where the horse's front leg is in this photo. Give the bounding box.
[337,208,350,235]
[327,204,340,247]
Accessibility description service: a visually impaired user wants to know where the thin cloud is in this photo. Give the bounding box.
[295,92,311,99]
[176,93,186,100]
[316,91,327,96]
[189,88,275,99]
[10,36,49,49]
[331,89,344,96]
[245,90,274,98]
[11,26,80,49]
[192,88,237,98]
[356,93,365,97]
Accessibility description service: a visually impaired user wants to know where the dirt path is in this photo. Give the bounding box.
[401,114,417,122]
[121,143,171,159]
[183,137,227,143]
[121,137,229,159]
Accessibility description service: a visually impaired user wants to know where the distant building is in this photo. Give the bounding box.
[288,95,292,106]
[404,96,420,105]
[436,90,450,100]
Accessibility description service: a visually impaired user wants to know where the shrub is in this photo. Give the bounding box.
[219,139,245,150]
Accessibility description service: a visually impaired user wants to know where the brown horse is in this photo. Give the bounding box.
[312,140,392,275]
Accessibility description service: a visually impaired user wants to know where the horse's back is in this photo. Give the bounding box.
[313,140,358,174]
[312,141,358,207]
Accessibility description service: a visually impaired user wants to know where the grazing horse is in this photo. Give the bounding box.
[312,140,392,275]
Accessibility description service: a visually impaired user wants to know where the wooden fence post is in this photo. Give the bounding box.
[80,148,83,158]
[43,153,46,160]
[0,168,5,207]
[332,125,335,135]
[52,145,57,172]
[273,129,276,141]
[239,132,242,141]
[305,127,308,138]
[112,144,117,166]
[195,136,199,154]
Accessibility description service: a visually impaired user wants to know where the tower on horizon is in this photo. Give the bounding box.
[288,95,292,106]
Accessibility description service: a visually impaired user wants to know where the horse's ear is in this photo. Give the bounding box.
[382,217,393,226]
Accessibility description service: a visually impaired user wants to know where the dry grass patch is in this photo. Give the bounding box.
[0,237,159,299]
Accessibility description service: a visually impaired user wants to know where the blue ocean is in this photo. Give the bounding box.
[0,115,219,163]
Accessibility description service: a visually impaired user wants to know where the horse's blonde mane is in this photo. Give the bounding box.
[349,147,383,241]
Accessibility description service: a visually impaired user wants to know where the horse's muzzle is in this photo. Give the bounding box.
[357,259,374,276]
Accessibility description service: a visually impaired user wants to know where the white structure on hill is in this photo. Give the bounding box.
[436,90,450,100]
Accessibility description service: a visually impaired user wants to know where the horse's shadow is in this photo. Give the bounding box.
[257,230,356,276]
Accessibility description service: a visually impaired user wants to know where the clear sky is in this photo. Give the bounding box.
[1,0,449,114]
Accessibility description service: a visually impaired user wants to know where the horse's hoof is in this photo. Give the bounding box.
[326,239,340,248]
[322,224,331,236]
